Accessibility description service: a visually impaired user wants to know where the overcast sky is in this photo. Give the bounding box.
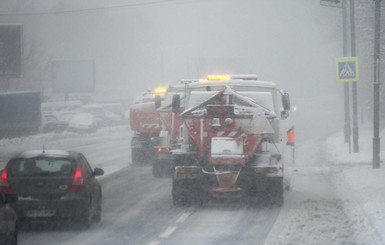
[0,0,342,104]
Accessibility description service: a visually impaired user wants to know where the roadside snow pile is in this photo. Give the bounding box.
[264,127,385,245]
[0,125,131,167]
[336,166,385,244]
[326,127,385,244]
[324,127,379,164]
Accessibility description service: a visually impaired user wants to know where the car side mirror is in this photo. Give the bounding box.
[93,168,104,176]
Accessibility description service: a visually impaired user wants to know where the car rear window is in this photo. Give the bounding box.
[7,158,76,177]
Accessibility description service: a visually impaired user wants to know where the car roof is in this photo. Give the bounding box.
[10,150,80,160]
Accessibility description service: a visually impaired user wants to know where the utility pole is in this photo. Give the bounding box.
[350,0,359,153]
[342,0,351,147]
[320,0,351,147]
[373,0,382,168]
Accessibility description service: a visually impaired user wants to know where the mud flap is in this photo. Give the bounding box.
[264,177,284,206]
[172,178,205,206]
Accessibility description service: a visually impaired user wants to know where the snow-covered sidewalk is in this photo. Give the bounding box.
[326,129,385,244]
[264,127,385,245]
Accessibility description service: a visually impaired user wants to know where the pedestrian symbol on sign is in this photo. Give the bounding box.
[335,57,359,82]
[339,62,355,78]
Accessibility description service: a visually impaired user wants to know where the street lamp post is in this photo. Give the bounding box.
[373,0,382,168]
[320,0,351,146]
[350,0,359,153]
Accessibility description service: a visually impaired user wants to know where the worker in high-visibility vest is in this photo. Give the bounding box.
[287,126,295,146]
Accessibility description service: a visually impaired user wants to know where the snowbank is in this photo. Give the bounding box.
[328,127,385,244]
[264,126,385,244]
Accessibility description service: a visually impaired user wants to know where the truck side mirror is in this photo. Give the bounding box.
[280,110,289,120]
[155,95,161,109]
[172,94,180,113]
[282,92,290,111]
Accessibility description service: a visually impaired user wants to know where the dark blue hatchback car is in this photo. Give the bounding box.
[0,150,104,228]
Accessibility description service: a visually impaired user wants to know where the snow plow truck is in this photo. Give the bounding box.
[129,87,167,164]
[170,75,290,206]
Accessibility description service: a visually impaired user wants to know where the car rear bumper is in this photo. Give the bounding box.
[12,199,88,221]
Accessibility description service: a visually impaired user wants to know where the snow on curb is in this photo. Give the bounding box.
[335,166,385,244]
[264,128,385,245]
[326,128,385,244]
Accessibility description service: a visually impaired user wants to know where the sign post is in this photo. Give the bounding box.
[336,57,359,153]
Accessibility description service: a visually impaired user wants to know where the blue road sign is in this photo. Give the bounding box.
[336,57,359,82]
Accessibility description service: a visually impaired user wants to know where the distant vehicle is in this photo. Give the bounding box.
[0,150,104,228]
[0,91,41,138]
[98,103,126,124]
[68,113,97,133]
[0,194,18,245]
[81,104,119,127]
[129,87,166,164]
[41,100,83,132]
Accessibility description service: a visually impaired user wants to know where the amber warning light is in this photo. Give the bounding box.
[154,87,167,94]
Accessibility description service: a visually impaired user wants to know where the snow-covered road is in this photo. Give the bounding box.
[2,123,385,244]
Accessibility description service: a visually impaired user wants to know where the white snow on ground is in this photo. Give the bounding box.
[0,125,133,175]
[265,126,385,245]
[2,123,385,244]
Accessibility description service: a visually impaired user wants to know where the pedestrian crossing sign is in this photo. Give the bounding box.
[336,57,359,82]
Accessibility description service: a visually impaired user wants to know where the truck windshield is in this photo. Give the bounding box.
[236,91,274,112]
[187,85,275,112]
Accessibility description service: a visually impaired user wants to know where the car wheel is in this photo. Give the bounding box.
[10,226,17,245]
[93,193,102,223]
[82,207,92,229]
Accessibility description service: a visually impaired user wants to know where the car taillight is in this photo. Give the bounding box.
[156,146,169,154]
[69,165,84,192]
[0,169,12,194]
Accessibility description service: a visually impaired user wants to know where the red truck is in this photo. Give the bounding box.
[170,75,291,206]
[129,88,166,164]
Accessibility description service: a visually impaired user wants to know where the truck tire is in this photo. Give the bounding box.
[267,177,283,206]
[152,161,162,177]
[131,148,144,164]
[172,179,196,206]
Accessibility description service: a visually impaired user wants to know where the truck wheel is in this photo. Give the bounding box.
[267,177,283,206]
[172,179,195,206]
[152,162,162,177]
[131,149,144,164]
